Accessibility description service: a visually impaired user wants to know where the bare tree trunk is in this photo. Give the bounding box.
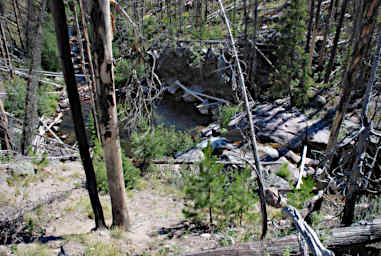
[90,0,131,229]
[217,0,267,239]
[305,0,315,53]
[77,0,101,143]
[25,0,36,56]
[324,0,348,83]
[12,0,25,51]
[308,0,322,68]
[0,21,13,78]
[49,0,107,230]
[248,0,259,96]
[243,0,248,41]
[69,0,101,143]
[177,0,184,35]
[319,0,335,67]
[342,33,381,226]
[326,0,380,155]
[21,0,46,155]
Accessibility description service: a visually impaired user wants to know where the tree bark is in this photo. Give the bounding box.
[305,0,315,53]
[90,0,131,229]
[77,0,102,143]
[324,0,348,84]
[319,0,335,67]
[308,0,323,68]
[21,0,46,155]
[69,0,101,143]
[0,21,13,78]
[11,0,25,51]
[49,0,106,230]
[326,0,381,154]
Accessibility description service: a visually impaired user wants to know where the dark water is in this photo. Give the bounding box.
[153,94,212,131]
[59,95,212,144]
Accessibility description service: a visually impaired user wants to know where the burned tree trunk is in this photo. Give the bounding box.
[326,0,380,154]
[21,0,46,155]
[90,0,131,229]
[323,0,348,83]
[342,33,381,226]
[49,0,106,230]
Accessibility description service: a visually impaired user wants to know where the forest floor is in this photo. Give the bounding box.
[0,145,380,256]
[0,160,229,256]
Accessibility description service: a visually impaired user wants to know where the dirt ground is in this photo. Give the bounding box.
[1,159,380,256]
[0,160,222,256]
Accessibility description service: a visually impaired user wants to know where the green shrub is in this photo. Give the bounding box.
[93,140,140,193]
[287,176,315,209]
[217,104,242,128]
[276,163,291,181]
[130,124,197,161]
[114,59,146,89]
[3,77,58,117]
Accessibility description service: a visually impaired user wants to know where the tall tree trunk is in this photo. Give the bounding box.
[77,0,102,143]
[21,0,46,155]
[90,0,131,229]
[217,0,267,239]
[305,0,315,53]
[243,0,248,41]
[177,0,184,35]
[25,0,36,56]
[12,0,25,51]
[69,0,101,143]
[248,0,258,95]
[319,0,335,67]
[49,0,107,230]
[308,0,323,68]
[342,32,381,226]
[0,21,13,78]
[323,0,348,83]
[326,0,380,155]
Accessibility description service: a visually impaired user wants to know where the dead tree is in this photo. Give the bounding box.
[11,0,25,51]
[305,0,315,53]
[21,0,46,155]
[319,0,335,67]
[341,32,381,226]
[0,14,14,78]
[90,0,131,229]
[323,0,348,83]
[49,0,107,230]
[308,0,323,68]
[217,0,267,239]
[77,0,101,142]
[69,0,101,143]
[326,0,380,154]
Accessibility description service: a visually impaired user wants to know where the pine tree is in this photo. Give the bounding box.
[271,0,313,107]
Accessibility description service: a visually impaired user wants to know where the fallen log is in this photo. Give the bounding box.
[152,159,283,166]
[183,219,381,256]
